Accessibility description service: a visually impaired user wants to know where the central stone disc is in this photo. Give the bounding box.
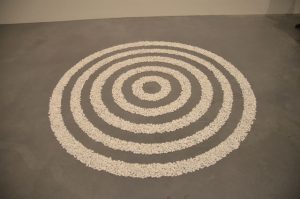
[142,81,162,94]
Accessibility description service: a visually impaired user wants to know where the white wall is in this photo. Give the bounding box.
[0,0,299,24]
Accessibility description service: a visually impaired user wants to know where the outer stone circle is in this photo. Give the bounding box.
[48,41,256,178]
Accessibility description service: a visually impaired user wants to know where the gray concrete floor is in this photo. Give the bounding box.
[0,15,300,199]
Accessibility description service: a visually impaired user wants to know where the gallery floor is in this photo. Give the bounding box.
[0,15,299,199]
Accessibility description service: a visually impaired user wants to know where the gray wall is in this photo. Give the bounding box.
[0,0,300,24]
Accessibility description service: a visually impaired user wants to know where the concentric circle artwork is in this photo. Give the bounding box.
[49,41,256,178]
